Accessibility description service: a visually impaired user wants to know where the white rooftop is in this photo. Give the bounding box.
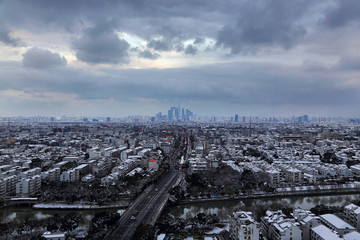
[312,225,342,240]
[344,231,360,240]
[320,214,355,230]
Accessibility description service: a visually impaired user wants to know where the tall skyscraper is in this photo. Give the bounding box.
[164,106,194,122]
[303,115,309,122]
[174,106,180,121]
[234,114,239,122]
[168,109,173,121]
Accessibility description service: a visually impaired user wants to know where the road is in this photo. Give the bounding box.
[106,131,188,240]
[106,161,182,239]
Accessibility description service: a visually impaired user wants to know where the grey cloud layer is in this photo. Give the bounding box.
[73,23,130,64]
[22,47,67,68]
[0,0,335,59]
[216,0,310,54]
[2,61,359,107]
[138,50,161,60]
[0,27,22,46]
[321,0,360,28]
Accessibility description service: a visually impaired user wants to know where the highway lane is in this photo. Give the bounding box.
[106,169,180,240]
[142,171,181,225]
[106,138,184,240]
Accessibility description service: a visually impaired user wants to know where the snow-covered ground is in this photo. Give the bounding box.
[205,223,229,234]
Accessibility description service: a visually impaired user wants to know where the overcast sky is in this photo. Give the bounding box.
[0,0,360,118]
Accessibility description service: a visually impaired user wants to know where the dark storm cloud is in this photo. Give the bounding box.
[321,0,360,28]
[147,39,171,51]
[216,0,309,54]
[185,44,197,55]
[22,47,67,68]
[0,0,324,57]
[72,23,130,64]
[0,0,218,38]
[0,27,22,46]
[138,50,161,60]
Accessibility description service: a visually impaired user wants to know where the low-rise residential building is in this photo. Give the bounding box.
[41,168,60,181]
[3,175,17,195]
[292,208,321,240]
[261,210,302,240]
[230,211,260,240]
[16,175,41,196]
[344,203,360,231]
[60,169,78,182]
[189,157,209,173]
[266,169,281,186]
[319,214,356,236]
[285,168,303,184]
[343,231,360,240]
[311,224,342,240]
[121,149,133,161]
[148,158,159,171]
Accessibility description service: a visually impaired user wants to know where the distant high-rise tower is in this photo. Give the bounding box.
[234,114,239,122]
[174,106,180,120]
[168,109,173,121]
[303,115,309,122]
[168,106,180,121]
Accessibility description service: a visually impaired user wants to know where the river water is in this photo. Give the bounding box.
[1,193,360,223]
[0,206,126,224]
[167,193,360,219]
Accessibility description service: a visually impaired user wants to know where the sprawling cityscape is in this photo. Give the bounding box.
[1,111,360,239]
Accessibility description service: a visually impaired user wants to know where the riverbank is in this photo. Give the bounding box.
[32,201,130,210]
[180,187,360,204]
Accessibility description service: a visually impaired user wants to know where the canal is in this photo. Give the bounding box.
[1,193,360,223]
[167,193,360,219]
[0,206,126,224]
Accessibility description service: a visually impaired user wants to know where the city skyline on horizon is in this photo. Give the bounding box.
[0,108,356,122]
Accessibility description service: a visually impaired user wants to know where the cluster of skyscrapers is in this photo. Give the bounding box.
[153,106,194,122]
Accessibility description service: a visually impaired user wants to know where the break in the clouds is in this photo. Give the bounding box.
[22,47,67,68]
[0,0,360,117]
